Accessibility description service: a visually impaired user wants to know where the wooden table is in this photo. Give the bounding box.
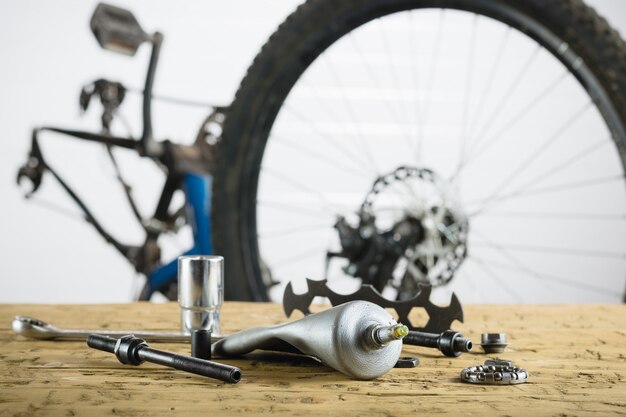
[0,303,625,416]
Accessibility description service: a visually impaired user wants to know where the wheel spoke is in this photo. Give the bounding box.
[295,77,379,169]
[470,254,620,297]
[467,71,570,169]
[270,133,367,178]
[469,230,620,296]
[321,54,381,174]
[408,10,420,156]
[398,179,426,209]
[481,137,609,208]
[384,183,419,210]
[457,44,541,174]
[468,174,625,212]
[474,211,626,221]
[415,10,445,163]
[459,26,510,160]
[457,72,570,178]
[468,101,592,212]
[278,104,373,174]
[471,240,626,259]
[270,246,326,270]
[457,14,478,171]
[258,223,332,239]
[452,264,482,302]
[376,17,415,152]
[466,257,523,302]
[261,167,347,215]
[258,200,334,219]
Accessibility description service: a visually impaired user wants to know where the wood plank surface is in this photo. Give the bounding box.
[0,302,624,416]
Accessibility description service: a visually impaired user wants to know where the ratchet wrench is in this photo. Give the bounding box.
[12,316,200,343]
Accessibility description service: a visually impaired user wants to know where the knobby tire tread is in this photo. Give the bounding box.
[213,0,626,300]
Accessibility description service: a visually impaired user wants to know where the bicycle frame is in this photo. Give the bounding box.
[147,173,214,292]
[17,21,216,299]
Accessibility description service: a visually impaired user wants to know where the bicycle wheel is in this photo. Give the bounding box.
[214,0,626,302]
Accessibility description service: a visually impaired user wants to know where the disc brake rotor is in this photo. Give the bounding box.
[328,166,469,293]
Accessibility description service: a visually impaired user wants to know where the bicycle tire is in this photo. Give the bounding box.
[214,0,626,301]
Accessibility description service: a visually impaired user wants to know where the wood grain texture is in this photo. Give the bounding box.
[0,302,625,416]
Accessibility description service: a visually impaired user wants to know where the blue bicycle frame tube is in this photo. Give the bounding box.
[147,173,213,291]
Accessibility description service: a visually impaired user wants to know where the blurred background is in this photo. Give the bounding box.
[1,0,625,303]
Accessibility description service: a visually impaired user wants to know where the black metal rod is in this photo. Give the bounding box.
[138,347,240,382]
[87,334,241,384]
[403,330,473,357]
[404,331,440,349]
[87,334,117,353]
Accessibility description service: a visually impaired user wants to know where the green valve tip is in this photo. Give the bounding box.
[394,324,409,339]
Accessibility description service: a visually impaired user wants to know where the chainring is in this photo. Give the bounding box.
[283,278,464,333]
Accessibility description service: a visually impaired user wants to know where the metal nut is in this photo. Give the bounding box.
[394,357,419,368]
[480,333,508,353]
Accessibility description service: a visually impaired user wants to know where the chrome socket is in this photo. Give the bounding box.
[178,255,223,336]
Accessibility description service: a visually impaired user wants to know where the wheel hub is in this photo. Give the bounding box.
[328,166,469,295]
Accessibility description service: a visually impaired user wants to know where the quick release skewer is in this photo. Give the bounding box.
[87,334,240,383]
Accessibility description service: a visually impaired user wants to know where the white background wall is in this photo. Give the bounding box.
[1,0,625,303]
